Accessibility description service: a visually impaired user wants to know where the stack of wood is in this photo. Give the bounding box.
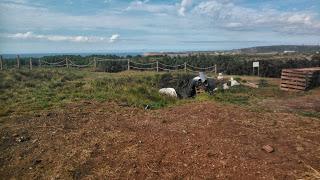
[280,67,320,92]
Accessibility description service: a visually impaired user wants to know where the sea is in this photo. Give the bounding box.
[1,52,143,59]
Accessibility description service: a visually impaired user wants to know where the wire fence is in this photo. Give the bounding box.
[0,56,218,73]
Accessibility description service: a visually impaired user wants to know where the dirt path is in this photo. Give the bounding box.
[0,101,319,179]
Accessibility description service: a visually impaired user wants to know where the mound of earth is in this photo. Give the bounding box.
[0,101,319,179]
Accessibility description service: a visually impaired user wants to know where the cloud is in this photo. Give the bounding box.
[192,0,320,34]
[109,34,120,43]
[126,0,174,14]
[7,32,120,43]
[178,0,192,16]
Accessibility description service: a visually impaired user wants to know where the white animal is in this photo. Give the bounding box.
[159,88,178,98]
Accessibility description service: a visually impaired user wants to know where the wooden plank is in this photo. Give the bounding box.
[281,72,313,78]
[280,84,306,90]
[281,78,312,84]
[294,67,320,72]
[282,69,313,75]
[281,80,307,87]
[280,87,303,92]
[281,76,309,83]
[281,71,313,77]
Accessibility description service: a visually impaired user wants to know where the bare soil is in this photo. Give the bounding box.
[259,89,320,114]
[1,101,320,179]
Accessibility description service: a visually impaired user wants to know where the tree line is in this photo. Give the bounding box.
[1,54,320,78]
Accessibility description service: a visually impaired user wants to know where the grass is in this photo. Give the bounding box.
[0,69,183,117]
[0,68,318,119]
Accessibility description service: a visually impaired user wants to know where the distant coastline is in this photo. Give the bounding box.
[0,52,143,59]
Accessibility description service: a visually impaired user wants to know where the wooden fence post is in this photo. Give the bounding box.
[93,57,97,69]
[127,59,130,71]
[17,55,20,69]
[215,64,217,75]
[0,55,3,71]
[66,58,69,68]
[156,61,159,72]
[39,59,41,68]
[184,62,187,72]
[29,58,32,70]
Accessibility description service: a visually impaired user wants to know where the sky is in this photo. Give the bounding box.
[0,0,320,54]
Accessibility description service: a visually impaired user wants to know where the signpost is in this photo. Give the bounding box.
[253,61,260,76]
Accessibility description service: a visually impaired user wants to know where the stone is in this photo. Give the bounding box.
[262,145,274,153]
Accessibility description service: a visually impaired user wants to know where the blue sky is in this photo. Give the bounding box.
[0,0,320,53]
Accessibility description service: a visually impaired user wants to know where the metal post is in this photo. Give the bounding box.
[127,59,130,71]
[29,58,32,70]
[156,61,159,72]
[17,55,20,69]
[0,55,3,71]
[184,62,187,72]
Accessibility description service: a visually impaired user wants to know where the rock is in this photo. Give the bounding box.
[32,159,42,165]
[296,146,304,152]
[16,136,30,142]
[46,112,53,117]
[159,88,178,98]
[262,145,274,153]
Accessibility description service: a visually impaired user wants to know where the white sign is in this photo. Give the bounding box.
[253,62,259,67]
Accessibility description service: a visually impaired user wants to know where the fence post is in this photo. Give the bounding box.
[66,57,69,68]
[127,59,130,71]
[17,55,20,69]
[215,64,217,75]
[29,58,32,70]
[93,57,97,70]
[184,62,187,72]
[156,61,159,72]
[39,58,41,68]
[0,55,3,71]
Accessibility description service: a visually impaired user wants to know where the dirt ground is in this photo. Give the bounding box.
[259,89,320,115]
[0,101,320,179]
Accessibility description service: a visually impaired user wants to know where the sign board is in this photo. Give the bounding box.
[253,62,259,68]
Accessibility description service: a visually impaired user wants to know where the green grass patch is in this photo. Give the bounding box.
[0,69,188,117]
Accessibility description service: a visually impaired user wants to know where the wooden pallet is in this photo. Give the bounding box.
[280,67,320,92]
